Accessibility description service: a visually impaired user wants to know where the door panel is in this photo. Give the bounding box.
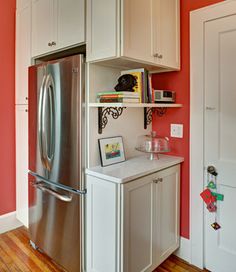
[157,165,180,264]
[86,0,118,61]
[29,55,83,190]
[29,176,81,272]
[157,0,180,69]
[123,0,154,63]
[205,15,236,272]
[16,105,29,227]
[123,175,156,272]
[57,0,85,49]
[31,0,54,57]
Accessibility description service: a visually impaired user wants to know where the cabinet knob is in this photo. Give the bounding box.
[25,109,28,113]
[153,178,163,184]
[153,53,163,59]
[48,42,52,47]
[51,41,56,46]
[25,97,28,100]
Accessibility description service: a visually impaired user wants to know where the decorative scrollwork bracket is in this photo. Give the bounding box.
[98,107,126,134]
[144,107,167,129]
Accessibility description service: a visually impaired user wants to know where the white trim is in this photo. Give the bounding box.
[190,0,236,269]
[174,237,191,263]
[0,212,23,234]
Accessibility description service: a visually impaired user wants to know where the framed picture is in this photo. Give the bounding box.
[98,136,126,167]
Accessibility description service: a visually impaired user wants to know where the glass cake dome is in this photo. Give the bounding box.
[135,131,170,160]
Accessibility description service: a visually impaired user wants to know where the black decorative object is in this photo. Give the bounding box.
[144,107,167,129]
[98,107,126,134]
[114,74,137,92]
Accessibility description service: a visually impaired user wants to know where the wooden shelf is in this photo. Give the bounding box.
[89,103,183,108]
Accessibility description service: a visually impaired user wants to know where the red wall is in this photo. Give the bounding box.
[152,0,223,239]
[0,0,16,215]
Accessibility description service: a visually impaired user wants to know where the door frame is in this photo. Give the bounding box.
[190,0,236,269]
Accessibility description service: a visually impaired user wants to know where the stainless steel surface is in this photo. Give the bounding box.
[28,55,85,272]
[29,171,87,195]
[29,175,82,272]
[33,181,73,202]
[29,55,84,190]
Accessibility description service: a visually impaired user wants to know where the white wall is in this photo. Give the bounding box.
[87,63,151,167]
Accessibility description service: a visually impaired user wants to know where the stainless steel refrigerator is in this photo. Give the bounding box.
[28,55,86,272]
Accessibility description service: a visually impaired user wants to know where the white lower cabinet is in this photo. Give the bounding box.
[16,105,29,227]
[86,164,180,272]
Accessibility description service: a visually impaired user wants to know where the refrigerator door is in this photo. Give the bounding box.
[29,55,84,190]
[29,174,82,272]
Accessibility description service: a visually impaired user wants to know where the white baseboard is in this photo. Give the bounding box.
[174,237,191,263]
[0,212,23,234]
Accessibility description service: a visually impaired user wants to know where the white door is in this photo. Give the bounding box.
[204,15,236,272]
[16,3,31,104]
[157,165,180,265]
[16,105,29,227]
[56,0,85,50]
[123,174,156,272]
[122,0,154,63]
[31,0,54,57]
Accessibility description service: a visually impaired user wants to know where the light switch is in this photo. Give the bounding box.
[170,124,183,138]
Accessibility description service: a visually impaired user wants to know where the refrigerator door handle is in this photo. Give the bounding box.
[38,75,48,169]
[43,74,55,171]
[33,181,73,203]
[29,171,87,195]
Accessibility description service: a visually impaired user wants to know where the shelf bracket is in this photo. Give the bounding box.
[144,107,167,129]
[98,107,126,134]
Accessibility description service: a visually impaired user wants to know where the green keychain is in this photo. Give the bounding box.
[211,192,224,201]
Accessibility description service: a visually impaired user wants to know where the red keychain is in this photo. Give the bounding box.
[200,189,216,204]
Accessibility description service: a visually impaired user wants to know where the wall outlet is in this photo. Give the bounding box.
[171,124,183,138]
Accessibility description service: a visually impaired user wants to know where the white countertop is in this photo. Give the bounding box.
[85,154,184,184]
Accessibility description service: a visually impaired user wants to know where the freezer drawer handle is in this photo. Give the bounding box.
[35,182,73,203]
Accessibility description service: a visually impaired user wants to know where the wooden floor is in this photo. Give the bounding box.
[0,227,208,272]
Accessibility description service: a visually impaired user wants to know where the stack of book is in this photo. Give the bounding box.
[97,91,140,103]
[120,68,153,103]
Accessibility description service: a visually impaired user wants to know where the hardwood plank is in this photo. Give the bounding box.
[0,227,210,272]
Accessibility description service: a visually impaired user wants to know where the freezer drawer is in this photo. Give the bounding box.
[29,175,82,272]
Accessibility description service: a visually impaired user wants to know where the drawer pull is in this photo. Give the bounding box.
[153,178,163,184]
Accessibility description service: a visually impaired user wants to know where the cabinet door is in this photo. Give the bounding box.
[86,176,120,272]
[56,0,85,50]
[157,165,180,265]
[87,0,119,62]
[123,174,157,272]
[122,0,154,63]
[16,3,31,104]
[152,0,180,69]
[17,0,30,10]
[16,105,29,227]
[31,0,55,57]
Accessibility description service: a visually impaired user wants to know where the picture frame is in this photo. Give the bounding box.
[98,136,126,167]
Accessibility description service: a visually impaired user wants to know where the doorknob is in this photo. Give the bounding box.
[207,166,218,176]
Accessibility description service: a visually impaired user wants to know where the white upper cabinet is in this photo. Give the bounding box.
[155,0,180,69]
[57,0,85,49]
[122,0,154,64]
[16,0,31,104]
[31,0,85,57]
[87,0,119,61]
[87,0,180,71]
[32,0,54,57]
